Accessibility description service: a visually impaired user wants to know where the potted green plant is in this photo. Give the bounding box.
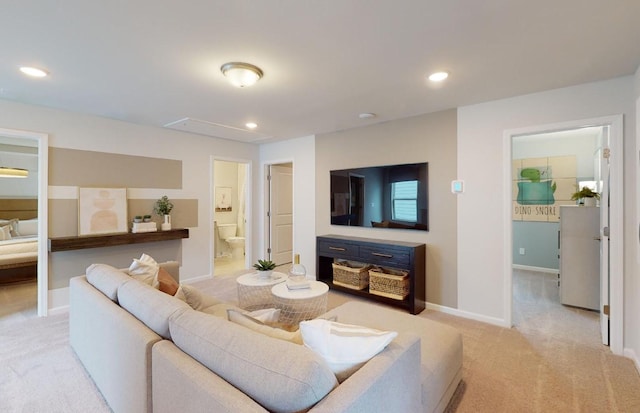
[154,196,174,230]
[571,186,600,206]
[253,259,276,279]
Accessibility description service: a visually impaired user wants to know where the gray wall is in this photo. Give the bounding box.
[316,109,458,308]
[512,221,559,270]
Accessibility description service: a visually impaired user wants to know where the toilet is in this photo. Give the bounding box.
[217,223,245,259]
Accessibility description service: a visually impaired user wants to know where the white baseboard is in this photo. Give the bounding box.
[624,348,640,375]
[47,287,69,315]
[426,302,510,328]
[512,264,559,274]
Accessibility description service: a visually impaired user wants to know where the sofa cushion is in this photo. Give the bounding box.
[118,279,190,339]
[85,263,132,302]
[299,318,397,382]
[226,309,302,344]
[169,310,337,413]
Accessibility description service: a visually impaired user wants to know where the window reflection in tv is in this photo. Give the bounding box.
[330,162,428,231]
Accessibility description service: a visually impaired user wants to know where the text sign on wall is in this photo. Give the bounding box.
[512,156,576,223]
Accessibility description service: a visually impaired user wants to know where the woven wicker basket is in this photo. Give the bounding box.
[332,261,370,290]
[369,267,410,300]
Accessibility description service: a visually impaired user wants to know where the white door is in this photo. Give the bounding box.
[595,127,611,345]
[268,164,293,265]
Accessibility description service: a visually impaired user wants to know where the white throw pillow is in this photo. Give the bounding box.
[247,308,281,323]
[299,319,397,382]
[127,253,160,287]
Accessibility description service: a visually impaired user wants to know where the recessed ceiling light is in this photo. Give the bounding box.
[245,122,258,129]
[220,62,263,87]
[359,113,376,119]
[428,71,448,82]
[19,66,49,78]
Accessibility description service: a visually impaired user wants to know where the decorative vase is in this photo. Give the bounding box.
[161,214,172,231]
[257,270,273,279]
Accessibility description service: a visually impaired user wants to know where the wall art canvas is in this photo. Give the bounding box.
[215,187,232,212]
[512,156,576,222]
[79,187,128,235]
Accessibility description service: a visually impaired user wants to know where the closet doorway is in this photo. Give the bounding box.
[506,115,623,354]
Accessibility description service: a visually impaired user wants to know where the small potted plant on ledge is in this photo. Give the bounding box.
[253,259,276,279]
[154,195,174,230]
[571,186,600,207]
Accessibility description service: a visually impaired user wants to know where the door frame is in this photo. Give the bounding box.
[0,127,48,316]
[503,115,623,355]
[210,156,252,275]
[262,159,294,262]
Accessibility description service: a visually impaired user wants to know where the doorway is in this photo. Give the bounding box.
[505,115,623,355]
[0,127,48,317]
[265,163,293,266]
[212,159,250,276]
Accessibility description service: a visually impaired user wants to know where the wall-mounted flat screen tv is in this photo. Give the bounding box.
[330,162,428,231]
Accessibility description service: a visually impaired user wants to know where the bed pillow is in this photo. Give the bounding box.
[18,219,38,236]
[0,219,19,237]
[0,224,11,240]
[299,319,397,382]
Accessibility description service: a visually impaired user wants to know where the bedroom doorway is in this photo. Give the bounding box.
[0,127,48,318]
[505,115,623,355]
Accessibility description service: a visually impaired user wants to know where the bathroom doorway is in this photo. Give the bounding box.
[212,159,250,276]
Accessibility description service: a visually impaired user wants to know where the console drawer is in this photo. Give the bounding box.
[359,245,411,268]
[318,239,359,258]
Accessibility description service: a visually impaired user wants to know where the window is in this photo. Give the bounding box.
[392,180,418,222]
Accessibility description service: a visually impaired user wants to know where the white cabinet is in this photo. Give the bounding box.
[559,206,600,311]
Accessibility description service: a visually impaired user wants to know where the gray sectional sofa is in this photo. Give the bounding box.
[69,262,462,413]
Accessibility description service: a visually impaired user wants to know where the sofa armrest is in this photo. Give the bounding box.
[309,333,422,412]
[152,341,268,413]
[70,275,162,413]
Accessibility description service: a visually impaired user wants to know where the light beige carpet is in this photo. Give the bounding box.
[1,269,639,412]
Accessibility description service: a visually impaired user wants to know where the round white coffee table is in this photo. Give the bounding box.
[236,272,287,311]
[271,281,329,326]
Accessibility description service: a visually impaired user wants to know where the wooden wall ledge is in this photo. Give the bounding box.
[48,228,189,252]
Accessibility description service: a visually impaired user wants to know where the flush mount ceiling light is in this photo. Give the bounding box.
[19,66,49,78]
[359,112,377,119]
[428,71,449,82]
[245,122,258,129]
[220,62,263,87]
[0,167,28,178]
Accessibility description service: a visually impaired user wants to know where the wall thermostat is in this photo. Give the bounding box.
[451,180,464,194]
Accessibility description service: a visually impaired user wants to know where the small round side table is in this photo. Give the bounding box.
[271,281,329,326]
[236,272,287,311]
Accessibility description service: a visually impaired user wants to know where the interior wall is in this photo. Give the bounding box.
[315,109,458,308]
[630,66,640,367]
[259,135,316,273]
[0,147,38,197]
[0,99,259,305]
[457,76,636,329]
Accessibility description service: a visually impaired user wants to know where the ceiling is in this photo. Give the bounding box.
[2,1,639,144]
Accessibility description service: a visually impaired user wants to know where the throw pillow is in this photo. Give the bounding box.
[227,308,302,345]
[0,224,11,240]
[299,318,398,382]
[179,284,223,311]
[157,267,179,296]
[127,253,160,287]
[246,307,281,324]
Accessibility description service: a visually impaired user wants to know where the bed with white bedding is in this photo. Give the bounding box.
[0,198,38,283]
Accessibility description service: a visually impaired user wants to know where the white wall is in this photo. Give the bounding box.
[259,135,316,274]
[629,66,640,369]
[0,99,260,289]
[457,77,636,330]
[0,151,38,196]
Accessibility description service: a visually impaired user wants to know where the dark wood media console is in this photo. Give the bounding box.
[316,234,426,314]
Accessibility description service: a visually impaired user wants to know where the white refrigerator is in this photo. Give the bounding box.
[559,206,600,311]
